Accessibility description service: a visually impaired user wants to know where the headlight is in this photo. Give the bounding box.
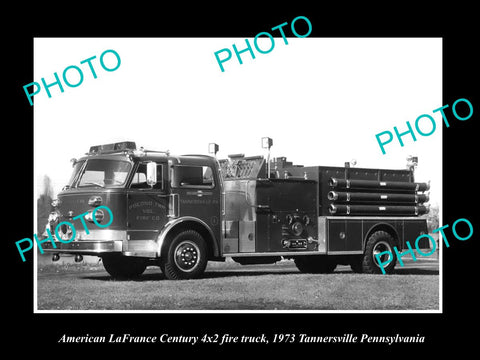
[47,211,61,232]
[51,199,61,207]
[84,209,105,223]
[47,212,59,222]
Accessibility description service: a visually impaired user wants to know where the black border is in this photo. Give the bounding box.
[8,5,478,353]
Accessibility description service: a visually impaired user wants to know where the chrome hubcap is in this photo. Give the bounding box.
[174,241,200,272]
[372,240,393,267]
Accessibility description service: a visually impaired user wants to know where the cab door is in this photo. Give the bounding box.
[170,162,221,243]
[126,161,169,255]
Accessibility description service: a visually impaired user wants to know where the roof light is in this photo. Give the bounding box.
[261,137,273,179]
[208,143,219,156]
[89,141,136,154]
[406,155,418,170]
[261,137,273,150]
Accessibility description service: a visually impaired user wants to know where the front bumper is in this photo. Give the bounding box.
[42,240,123,256]
[41,229,126,256]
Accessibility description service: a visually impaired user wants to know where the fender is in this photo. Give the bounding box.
[156,216,219,257]
[363,222,400,250]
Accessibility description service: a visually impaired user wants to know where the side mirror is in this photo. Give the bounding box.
[146,162,157,187]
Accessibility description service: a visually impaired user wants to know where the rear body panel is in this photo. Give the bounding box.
[220,158,430,257]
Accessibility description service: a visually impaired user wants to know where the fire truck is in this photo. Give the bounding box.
[42,139,431,279]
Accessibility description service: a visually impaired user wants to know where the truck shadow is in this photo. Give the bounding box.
[81,270,300,281]
[392,268,439,275]
[81,266,439,281]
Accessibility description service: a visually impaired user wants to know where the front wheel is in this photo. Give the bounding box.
[162,230,208,280]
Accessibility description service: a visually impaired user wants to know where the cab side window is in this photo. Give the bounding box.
[131,162,164,189]
[172,165,214,188]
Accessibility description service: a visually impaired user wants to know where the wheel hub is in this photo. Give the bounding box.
[372,240,393,267]
[174,241,200,272]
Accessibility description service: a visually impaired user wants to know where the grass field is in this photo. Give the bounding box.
[36,259,439,311]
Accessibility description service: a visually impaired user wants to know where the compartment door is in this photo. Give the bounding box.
[328,219,346,252]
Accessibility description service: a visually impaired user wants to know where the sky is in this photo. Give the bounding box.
[34,37,442,205]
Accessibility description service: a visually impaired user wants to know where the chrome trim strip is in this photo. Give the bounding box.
[75,229,127,241]
[325,216,423,220]
[226,251,318,257]
[327,251,364,255]
[127,239,157,253]
[317,217,327,253]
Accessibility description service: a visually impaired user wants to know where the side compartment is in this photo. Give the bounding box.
[221,178,319,255]
[326,218,363,254]
[325,217,429,254]
[222,220,257,253]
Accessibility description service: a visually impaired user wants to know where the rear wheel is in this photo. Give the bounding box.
[162,230,208,280]
[102,254,147,279]
[362,230,397,274]
[294,256,337,273]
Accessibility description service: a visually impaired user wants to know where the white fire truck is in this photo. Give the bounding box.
[42,139,430,279]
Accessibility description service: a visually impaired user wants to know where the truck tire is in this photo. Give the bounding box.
[362,230,397,274]
[294,255,337,274]
[162,230,208,280]
[102,254,147,279]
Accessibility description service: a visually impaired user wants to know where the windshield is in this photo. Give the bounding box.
[73,159,132,188]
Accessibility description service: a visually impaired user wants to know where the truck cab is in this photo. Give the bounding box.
[43,141,222,279]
